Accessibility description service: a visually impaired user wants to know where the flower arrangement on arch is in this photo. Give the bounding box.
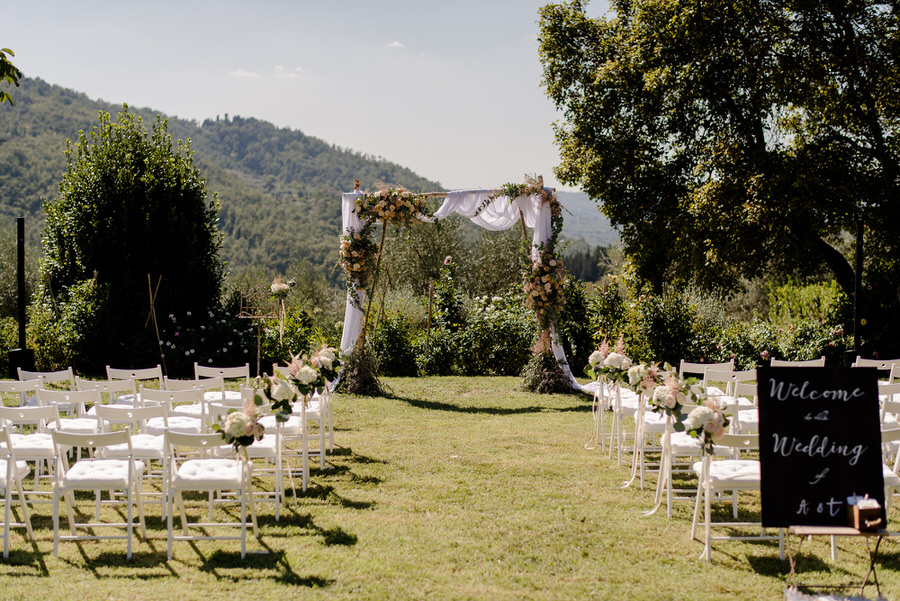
[524,244,567,331]
[356,187,431,227]
[682,396,730,455]
[586,337,633,385]
[340,222,379,295]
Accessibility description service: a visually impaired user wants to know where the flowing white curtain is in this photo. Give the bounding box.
[339,189,582,390]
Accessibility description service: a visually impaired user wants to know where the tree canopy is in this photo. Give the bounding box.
[0,48,21,105]
[538,0,900,310]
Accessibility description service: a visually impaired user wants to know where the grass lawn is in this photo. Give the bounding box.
[1,376,898,600]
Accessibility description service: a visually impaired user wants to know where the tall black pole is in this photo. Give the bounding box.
[853,214,864,354]
[16,217,26,349]
[8,217,34,376]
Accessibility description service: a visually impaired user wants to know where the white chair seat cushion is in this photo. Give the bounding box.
[883,464,900,487]
[693,459,760,488]
[46,418,101,434]
[172,403,205,419]
[738,409,759,424]
[258,414,303,435]
[212,436,279,458]
[8,433,56,457]
[669,432,730,456]
[296,399,323,419]
[641,411,668,432]
[174,458,243,489]
[62,458,145,488]
[0,459,31,487]
[203,390,241,403]
[146,416,203,435]
[103,434,166,460]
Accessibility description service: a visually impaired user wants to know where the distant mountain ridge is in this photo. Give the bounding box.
[0,77,616,276]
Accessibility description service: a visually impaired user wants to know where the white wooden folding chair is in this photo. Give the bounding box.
[0,379,41,409]
[18,368,77,414]
[140,387,206,434]
[35,388,101,434]
[690,433,783,562]
[0,427,33,557]
[164,430,258,559]
[94,404,168,514]
[51,429,147,559]
[0,404,62,495]
[209,398,292,519]
[770,357,826,367]
[79,377,138,416]
[195,363,250,405]
[106,365,164,406]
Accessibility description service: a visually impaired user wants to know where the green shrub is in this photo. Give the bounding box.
[624,292,696,365]
[415,326,459,376]
[587,276,627,343]
[372,312,419,377]
[767,279,849,326]
[0,317,17,376]
[455,294,536,376]
[556,279,593,377]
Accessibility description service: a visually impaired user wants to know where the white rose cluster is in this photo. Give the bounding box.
[603,352,632,370]
[295,365,320,385]
[224,411,251,439]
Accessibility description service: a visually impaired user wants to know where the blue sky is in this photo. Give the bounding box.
[6,0,610,192]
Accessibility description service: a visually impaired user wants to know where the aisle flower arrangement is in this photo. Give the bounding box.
[647,372,691,418]
[683,397,730,455]
[586,337,632,385]
[213,395,265,452]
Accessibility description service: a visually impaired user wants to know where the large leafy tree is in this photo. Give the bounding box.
[39,107,223,372]
[0,47,22,105]
[538,0,900,344]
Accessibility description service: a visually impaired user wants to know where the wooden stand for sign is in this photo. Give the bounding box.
[786,526,899,598]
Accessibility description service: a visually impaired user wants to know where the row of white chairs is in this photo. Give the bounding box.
[0,363,337,559]
[0,425,258,560]
[594,355,900,562]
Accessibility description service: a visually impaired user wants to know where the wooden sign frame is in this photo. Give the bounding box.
[758,366,884,528]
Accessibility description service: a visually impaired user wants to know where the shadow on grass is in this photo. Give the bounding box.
[266,505,358,548]
[197,547,334,588]
[0,543,51,577]
[390,395,545,415]
[289,483,374,510]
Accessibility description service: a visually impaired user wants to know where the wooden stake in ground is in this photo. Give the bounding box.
[357,222,388,351]
[146,274,167,375]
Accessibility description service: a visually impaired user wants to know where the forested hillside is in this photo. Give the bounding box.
[0,77,437,276]
[0,77,616,280]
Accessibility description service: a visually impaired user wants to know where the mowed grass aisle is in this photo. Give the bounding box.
[2,376,899,600]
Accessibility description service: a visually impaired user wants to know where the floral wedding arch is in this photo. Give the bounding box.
[338,178,583,391]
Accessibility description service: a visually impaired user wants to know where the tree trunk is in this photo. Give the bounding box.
[811,236,855,298]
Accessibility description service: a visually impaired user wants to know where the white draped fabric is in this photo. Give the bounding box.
[339,189,583,391]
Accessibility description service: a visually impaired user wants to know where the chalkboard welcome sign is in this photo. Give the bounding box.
[758,367,883,528]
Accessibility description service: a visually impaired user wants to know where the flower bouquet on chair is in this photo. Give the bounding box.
[682,397,730,455]
[213,395,265,454]
[585,337,633,386]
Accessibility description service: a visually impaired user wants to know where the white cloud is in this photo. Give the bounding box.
[228,68,260,78]
[273,65,302,79]
[386,41,406,49]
